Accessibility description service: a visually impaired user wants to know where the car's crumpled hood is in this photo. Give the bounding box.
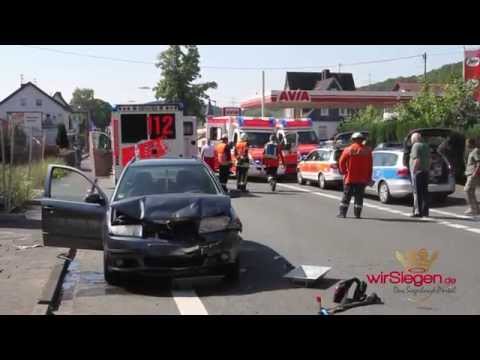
[110,194,231,223]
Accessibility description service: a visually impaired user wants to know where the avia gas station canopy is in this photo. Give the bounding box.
[240,90,417,110]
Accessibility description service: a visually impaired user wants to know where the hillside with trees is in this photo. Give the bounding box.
[359,62,462,91]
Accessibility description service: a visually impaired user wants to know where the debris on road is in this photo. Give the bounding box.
[284,265,332,287]
[15,244,43,250]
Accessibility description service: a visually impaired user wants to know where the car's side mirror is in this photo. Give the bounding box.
[85,193,106,206]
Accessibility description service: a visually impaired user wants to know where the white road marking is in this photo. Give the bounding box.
[429,208,474,220]
[278,184,480,236]
[171,289,208,315]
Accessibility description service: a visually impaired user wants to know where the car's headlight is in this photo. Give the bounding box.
[109,225,143,237]
[199,216,231,234]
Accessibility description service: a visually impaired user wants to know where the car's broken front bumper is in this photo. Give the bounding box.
[104,230,241,277]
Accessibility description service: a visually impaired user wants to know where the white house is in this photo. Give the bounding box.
[0,82,73,148]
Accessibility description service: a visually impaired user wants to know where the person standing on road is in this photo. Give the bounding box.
[337,132,373,219]
[263,134,285,192]
[215,135,232,192]
[409,132,431,218]
[200,139,216,171]
[235,133,250,192]
[464,138,480,217]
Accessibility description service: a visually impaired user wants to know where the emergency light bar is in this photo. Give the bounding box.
[237,116,276,128]
[114,103,183,112]
[276,118,313,128]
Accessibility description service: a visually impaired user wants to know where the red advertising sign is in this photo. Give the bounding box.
[278,90,311,102]
[464,48,480,101]
[222,107,242,116]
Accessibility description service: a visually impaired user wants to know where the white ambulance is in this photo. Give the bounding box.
[110,102,197,182]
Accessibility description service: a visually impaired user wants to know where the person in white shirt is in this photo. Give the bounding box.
[200,140,216,171]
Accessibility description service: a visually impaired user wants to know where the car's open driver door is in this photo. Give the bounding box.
[41,165,109,250]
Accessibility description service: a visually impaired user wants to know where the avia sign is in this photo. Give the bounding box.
[278,90,311,102]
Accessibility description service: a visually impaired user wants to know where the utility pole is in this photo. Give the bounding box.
[422,52,427,82]
[261,70,265,118]
[338,64,342,73]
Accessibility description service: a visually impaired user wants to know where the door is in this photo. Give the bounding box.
[315,150,330,176]
[41,165,109,250]
[303,151,319,179]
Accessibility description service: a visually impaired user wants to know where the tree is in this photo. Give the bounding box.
[153,46,217,119]
[70,88,112,129]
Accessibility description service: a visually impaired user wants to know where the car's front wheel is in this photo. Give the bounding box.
[378,181,392,204]
[104,252,123,286]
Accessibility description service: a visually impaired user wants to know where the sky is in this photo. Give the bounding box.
[0,45,474,108]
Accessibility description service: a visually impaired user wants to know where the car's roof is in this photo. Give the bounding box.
[372,149,404,154]
[129,158,202,167]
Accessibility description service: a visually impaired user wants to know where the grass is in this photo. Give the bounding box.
[0,157,65,212]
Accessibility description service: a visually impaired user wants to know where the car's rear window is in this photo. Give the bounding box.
[115,164,219,201]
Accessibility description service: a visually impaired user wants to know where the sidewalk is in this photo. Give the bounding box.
[0,156,98,315]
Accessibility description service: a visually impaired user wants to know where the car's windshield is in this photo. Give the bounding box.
[298,131,319,144]
[114,164,219,201]
[245,132,272,148]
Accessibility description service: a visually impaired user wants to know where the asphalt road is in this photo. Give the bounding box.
[53,177,480,315]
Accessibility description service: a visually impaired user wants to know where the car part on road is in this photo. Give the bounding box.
[283,265,332,287]
[333,277,367,304]
[15,244,43,250]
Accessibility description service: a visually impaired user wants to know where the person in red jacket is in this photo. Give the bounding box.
[337,132,374,219]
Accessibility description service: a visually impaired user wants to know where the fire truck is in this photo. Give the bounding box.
[110,102,197,182]
[206,116,299,177]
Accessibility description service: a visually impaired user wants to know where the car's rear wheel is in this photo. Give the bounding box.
[223,258,240,284]
[378,181,392,204]
[318,173,327,189]
[297,171,306,185]
[104,252,123,286]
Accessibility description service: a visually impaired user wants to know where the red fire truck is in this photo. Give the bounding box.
[110,102,197,182]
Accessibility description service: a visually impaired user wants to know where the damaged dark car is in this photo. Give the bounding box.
[40,158,243,286]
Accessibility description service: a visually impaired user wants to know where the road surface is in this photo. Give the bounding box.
[52,177,480,315]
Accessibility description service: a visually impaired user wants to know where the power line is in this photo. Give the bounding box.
[18,45,465,71]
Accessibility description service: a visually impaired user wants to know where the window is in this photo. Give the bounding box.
[121,114,148,143]
[373,153,384,167]
[318,150,331,162]
[307,152,319,161]
[297,131,319,145]
[50,167,98,202]
[20,98,27,106]
[114,164,218,200]
[320,108,329,116]
[183,121,193,136]
[339,108,349,116]
[209,127,221,141]
[382,153,398,166]
[244,132,271,148]
[36,99,42,107]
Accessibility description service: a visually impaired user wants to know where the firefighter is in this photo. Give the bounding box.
[337,132,374,219]
[263,134,285,192]
[215,134,232,192]
[235,133,250,192]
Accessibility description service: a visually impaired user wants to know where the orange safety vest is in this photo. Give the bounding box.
[215,142,231,166]
[235,141,249,158]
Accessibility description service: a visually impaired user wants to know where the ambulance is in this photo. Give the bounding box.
[110,102,197,182]
[275,118,320,163]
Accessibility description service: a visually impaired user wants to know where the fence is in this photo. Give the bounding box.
[0,119,51,212]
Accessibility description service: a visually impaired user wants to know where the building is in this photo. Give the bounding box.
[0,82,75,151]
[283,70,358,138]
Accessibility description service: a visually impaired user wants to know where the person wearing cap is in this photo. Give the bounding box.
[337,132,373,219]
[215,135,232,192]
[235,133,250,191]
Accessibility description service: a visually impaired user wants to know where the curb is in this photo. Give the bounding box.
[32,248,77,315]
